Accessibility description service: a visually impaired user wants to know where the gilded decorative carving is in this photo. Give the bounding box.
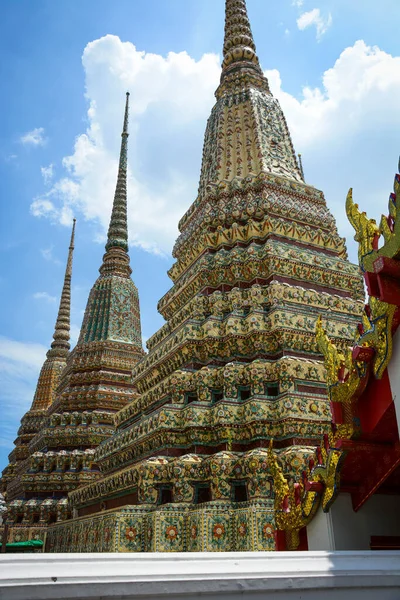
[346,188,380,271]
[268,433,346,550]
[347,164,400,272]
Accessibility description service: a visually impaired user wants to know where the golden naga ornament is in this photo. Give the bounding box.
[356,296,397,379]
[347,166,400,272]
[268,436,346,551]
[315,316,363,405]
[342,169,400,380]
[346,188,380,271]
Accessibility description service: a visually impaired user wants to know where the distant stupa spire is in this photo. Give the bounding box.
[48,218,76,358]
[100,92,132,278]
[27,219,76,413]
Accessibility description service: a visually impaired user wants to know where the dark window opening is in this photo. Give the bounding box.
[212,389,224,403]
[186,392,198,405]
[144,395,171,415]
[243,306,251,316]
[48,514,57,524]
[222,310,230,320]
[159,486,173,505]
[265,383,279,397]
[297,384,326,395]
[196,485,212,504]
[32,514,40,524]
[370,536,400,550]
[239,386,251,401]
[16,515,23,524]
[233,482,248,503]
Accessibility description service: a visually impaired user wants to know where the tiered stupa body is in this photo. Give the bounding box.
[1,94,144,541]
[47,0,365,553]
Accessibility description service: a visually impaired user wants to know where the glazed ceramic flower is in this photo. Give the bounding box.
[263,524,274,537]
[125,526,137,541]
[165,525,178,540]
[213,523,225,539]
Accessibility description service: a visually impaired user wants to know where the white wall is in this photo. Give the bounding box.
[307,508,335,550]
[307,492,400,551]
[1,551,400,600]
[388,327,400,436]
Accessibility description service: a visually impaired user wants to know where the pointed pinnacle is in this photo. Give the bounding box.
[49,220,76,358]
[222,0,262,74]
[123,91,130,135]
[100,93,132,278]
[216,0,269,98]
[66,218,76,277]
[298,154,305,182]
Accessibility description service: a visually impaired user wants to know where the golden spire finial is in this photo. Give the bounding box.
[48,219,76,358]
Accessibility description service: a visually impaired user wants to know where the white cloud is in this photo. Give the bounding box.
[30,198,57,219]
[29,35,400,267]
[265,40,400,150]
[0,337,46,372]
[292,0,304,6]
[30,34,220,255]
[20,127,46,147]
[33,291,57,304]
[40,245,61,266]
[297,8,332,40]
[265,40,400,252]
[41,163,54,185]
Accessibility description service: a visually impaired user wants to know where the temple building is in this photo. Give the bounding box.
[1,93,144,544]
[5,0,398,554]
[42,0,364,552]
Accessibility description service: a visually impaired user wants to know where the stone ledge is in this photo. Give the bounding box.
[1,551,400,600]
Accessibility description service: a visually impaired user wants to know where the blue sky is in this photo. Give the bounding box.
[1,0,400,471]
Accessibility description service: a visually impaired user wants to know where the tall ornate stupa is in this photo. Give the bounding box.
[4,218,76,474]
[1,93,144,543]
[0,219,77,539]
[44,0,365,553]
